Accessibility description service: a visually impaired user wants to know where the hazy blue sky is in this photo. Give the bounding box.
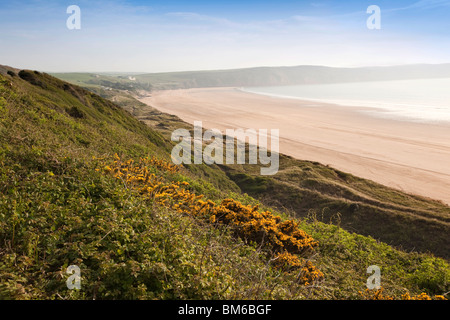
[1,0,450,72]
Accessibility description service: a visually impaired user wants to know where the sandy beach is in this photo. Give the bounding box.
[138,87,450,205]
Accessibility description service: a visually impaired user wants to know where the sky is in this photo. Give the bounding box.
[1,0,450,72]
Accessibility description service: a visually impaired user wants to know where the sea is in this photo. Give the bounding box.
[242,78,450,124]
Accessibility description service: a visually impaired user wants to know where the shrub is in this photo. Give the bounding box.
[101,155,322,277]
[18,70,47,89]
[67,106,86,119]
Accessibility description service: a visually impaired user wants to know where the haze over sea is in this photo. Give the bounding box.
[243,78,450,124]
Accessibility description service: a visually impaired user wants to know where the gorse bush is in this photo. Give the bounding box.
[0,158,300,299]
[359,288,446,300]
[101,155,324,285]
[18,70,46,89]
[212,200,318,255]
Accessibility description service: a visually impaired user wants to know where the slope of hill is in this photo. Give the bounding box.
[0,68,448,300]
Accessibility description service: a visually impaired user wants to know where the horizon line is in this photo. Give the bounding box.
[42,62,450,75]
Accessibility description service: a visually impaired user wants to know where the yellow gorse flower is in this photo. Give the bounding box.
[100,155,323,285]
[359,287,446,300]
[94,155,449,297]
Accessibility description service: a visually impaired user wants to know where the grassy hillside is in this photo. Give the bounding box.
[0,68,448,300]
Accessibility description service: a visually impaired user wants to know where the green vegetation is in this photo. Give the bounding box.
[0,68,448,300]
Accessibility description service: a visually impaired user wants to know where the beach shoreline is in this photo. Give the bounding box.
[138,87,450,205]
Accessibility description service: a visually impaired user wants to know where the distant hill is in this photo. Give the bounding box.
[52,63,450,91]
[132,63,450,90]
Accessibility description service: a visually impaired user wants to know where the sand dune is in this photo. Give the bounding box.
[139,87,450,205]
